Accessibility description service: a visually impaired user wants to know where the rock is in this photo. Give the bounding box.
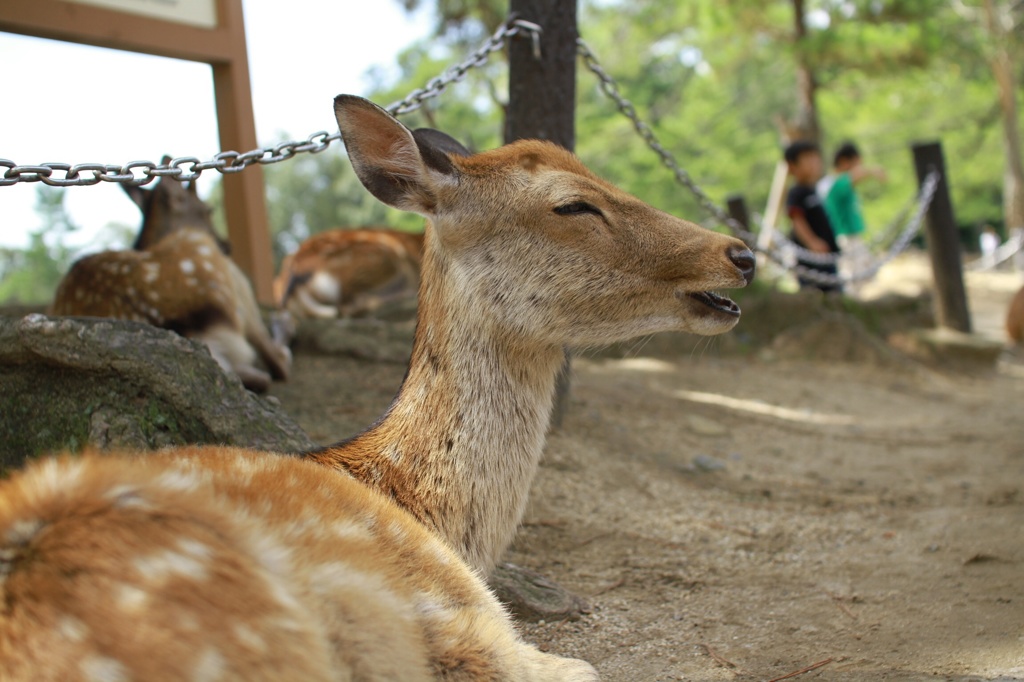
[889,327,1004,370]
[769,310,912,367]
[0,314,316,471]
[693,454,728,472]
[489,562,591,623]
[290,317,415,364]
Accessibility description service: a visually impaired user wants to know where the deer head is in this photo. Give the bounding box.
[124,157,230,254]
[334,95,754,351]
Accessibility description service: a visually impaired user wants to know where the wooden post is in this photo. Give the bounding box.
[758,159,789,256]
[506,0,577,148]
[912,141,972,333]
[726,194,754,247]
[210,0,274,304]
[506,0,577,428]
[0,0,275,303]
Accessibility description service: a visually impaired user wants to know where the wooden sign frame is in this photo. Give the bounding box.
[0,0,275,302]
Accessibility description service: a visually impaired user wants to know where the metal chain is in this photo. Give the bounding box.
[965,228,1024,271]
[577,36,941,288]
[575,40,764,246]
[0,18,542,189]
[4,12,941,289]
[387,18,541,116]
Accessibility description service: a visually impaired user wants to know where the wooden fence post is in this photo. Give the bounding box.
[912,141,972,333]
[726,194,753,247]
[507,0,578,428]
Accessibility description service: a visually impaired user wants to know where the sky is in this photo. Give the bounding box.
[0,1,435,250]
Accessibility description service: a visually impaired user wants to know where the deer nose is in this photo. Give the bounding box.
[728,246,756,284]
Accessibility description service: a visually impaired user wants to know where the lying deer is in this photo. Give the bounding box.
[48,174,291,393]
[274,227,425,319]
[1,95,754,680]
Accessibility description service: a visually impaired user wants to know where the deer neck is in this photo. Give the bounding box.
[311,241,566,574]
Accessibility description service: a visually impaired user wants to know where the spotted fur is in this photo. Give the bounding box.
[2,95,754,680]
[274,227,425,319]
[48,175,290,392]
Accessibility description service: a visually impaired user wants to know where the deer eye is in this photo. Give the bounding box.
[553,201,602,217]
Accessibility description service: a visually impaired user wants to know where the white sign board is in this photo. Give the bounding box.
[64,0,217,29]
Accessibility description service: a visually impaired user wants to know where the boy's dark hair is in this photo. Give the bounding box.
[783,140,820,165]
[833,141,861,167]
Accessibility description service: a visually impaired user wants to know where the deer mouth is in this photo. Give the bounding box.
[686,290,740,317]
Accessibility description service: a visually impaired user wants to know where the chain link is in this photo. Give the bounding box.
[0,18,542,189]
[386,19,541,116]
[965,228,1024,271]
[3,13,941,290]
[577,37,940,288]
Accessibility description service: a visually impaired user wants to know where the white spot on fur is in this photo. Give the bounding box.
[178,538,212,560]
[193,647,226,682]
[117,585,149,614]
[197,245,212,256]
[143,262,160,283]
[431,543,454,567]
[105,485,150,510]
[387,520,408,543]
[134,548,208,583]
[383,444,403,465]
[80,655,129,682]
[180,259,196,275]
[332,519,373,541]
[413,592,454,625]
[57,616,88,642]
[309,271,341,303]
[147,290,160,302]
[202,260,214,272]
[154,469,199,492]
[252,534,293,577]
[6,518,44,545]
[233,624,265,652]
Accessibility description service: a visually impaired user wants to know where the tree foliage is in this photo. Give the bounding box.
[375,0,1020,240]
[0,187,82,306]
[10,0,1017,304]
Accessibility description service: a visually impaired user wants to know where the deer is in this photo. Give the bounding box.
[48,172,291,393]
[274,227,425,319]
[0,94,754,681]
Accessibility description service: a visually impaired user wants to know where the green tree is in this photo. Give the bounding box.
[209,147,425,269]
[378,0,1016,240]
[0,187,81,306]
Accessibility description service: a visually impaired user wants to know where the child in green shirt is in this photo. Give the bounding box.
[817,142,886,294]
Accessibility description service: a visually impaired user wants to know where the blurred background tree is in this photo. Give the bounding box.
[4,0,1019,305]
[0,187,82,306]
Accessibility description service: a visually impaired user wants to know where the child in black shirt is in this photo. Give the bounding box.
[784,141,842,294]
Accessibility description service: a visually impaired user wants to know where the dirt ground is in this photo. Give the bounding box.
[269,252,1024,682]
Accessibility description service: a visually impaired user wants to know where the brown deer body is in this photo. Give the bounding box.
[274,227,425,319]
[1,95,754,680]
[48,175,290,392]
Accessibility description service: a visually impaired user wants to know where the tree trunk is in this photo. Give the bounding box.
[505,0,577,148]
[982,0,1024,231]
[506,0,578,429]
[789,0,821,144]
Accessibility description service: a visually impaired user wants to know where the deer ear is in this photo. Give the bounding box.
[122,184,148,212]
[412,128,472,158]
[333,95,458,215]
